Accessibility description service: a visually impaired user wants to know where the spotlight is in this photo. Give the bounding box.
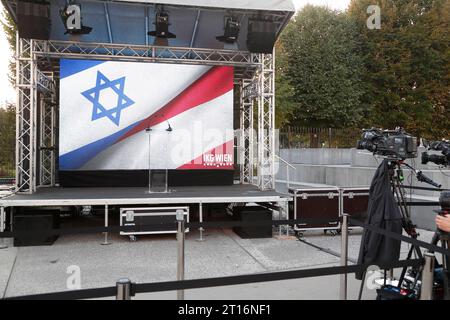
[216,16,240,43]
[148,10,176,39]
[60,3,92,35]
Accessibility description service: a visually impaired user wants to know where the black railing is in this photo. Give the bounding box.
[0,215,448,300]
[279,127,361,149]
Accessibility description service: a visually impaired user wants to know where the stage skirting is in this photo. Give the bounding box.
[59,170,234,187]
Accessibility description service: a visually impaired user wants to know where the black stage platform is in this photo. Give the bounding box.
[0,184,290,207]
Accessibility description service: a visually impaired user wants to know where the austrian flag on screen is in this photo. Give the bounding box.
[59,59,234,171]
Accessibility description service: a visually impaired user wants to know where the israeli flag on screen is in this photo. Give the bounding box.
[59,59,234,171]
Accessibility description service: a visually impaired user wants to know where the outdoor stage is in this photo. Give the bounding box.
[0,0,296,238]
[0,184,291,207]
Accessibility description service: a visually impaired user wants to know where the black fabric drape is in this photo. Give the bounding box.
[356,159,403,280]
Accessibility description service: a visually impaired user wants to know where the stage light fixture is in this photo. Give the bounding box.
[148,10,176,39]
[216,16,240,43]
[60,3,92,35]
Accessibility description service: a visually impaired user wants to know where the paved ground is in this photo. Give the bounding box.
[0,213,438,300]
[0,182,441,300]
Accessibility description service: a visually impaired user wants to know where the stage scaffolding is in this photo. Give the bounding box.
[14,38,276,193]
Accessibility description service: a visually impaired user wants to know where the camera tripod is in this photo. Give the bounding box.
[386,160,423,288]
[428,224,450,299]
[357,159,442,299]
[388,160,450,299]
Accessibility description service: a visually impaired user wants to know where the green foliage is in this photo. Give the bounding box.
[0,104,15,176]
[277,1,449,138]
[275,41,296,126]
[348,0,450,138]
[278,5,366,128]
[1,5,16,86]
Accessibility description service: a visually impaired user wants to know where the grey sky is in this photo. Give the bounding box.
[0,0,350,106]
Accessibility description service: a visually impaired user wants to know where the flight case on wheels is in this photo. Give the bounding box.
[340,187,370,230]
[288,187,340,234]
[120,206,189,240]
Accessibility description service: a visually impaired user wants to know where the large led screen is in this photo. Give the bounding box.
[59,59,234,171]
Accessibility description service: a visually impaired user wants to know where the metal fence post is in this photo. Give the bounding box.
[286,165,290,189]
[197,202,204,242]
[420,252,435,300]
[340,213,349,300]
[101,204,111,245]
[0,207,7,249]
[116,278,132,300]
[176,209,185,300]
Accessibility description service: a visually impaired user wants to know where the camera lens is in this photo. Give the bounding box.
[356,140,364,150]
[421,152,429,164]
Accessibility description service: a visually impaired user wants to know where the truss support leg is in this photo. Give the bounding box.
[240,79,255,185]
[0,207,8,250]
[257,52,275,191]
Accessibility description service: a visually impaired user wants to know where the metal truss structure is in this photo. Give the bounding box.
[16,38,58,193]
[38,71,57,187]
[15,38,275,193]
[239,79,254,184]
[258,54,276,190]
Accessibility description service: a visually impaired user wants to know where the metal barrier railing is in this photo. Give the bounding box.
[0,214,448,300]
[275,154,296,188]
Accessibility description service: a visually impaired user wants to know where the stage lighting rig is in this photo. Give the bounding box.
[60,3,92,35]
[148,10,176,39]
[216,16,240,43]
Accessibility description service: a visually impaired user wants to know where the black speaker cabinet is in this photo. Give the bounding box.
[17,1,51,40]
[246,19,277,54]
[233,206,272,239]
[13,211,60,246]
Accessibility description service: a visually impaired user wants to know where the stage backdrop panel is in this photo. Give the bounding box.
[59,59,234,176]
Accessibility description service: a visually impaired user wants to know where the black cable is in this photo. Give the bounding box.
[297,237,357,264]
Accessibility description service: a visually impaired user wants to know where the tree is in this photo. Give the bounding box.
[1,4,16,86]
[275,41,296,127]
[278,5,366,128]
[0,103,15,176]
[348,0,450,138]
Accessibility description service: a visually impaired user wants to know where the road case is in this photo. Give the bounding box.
[288,187,340,232]
[340,187,370,230]
[120,206,189,237]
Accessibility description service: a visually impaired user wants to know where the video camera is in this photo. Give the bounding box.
[356,128,418,160]
[421,140,450,167]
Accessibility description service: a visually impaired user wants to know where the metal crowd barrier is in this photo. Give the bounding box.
[0,213,449,300]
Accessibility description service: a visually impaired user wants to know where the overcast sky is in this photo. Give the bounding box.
[0,0,350,106]
[292,0,350,11]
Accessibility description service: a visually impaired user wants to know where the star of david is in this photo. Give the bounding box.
[81,71,135,126]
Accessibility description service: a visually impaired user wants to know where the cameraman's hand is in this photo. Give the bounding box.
[436,214,450,232]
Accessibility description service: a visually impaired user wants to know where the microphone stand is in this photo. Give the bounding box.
[165,122,173,193]
[146,127,152,194]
